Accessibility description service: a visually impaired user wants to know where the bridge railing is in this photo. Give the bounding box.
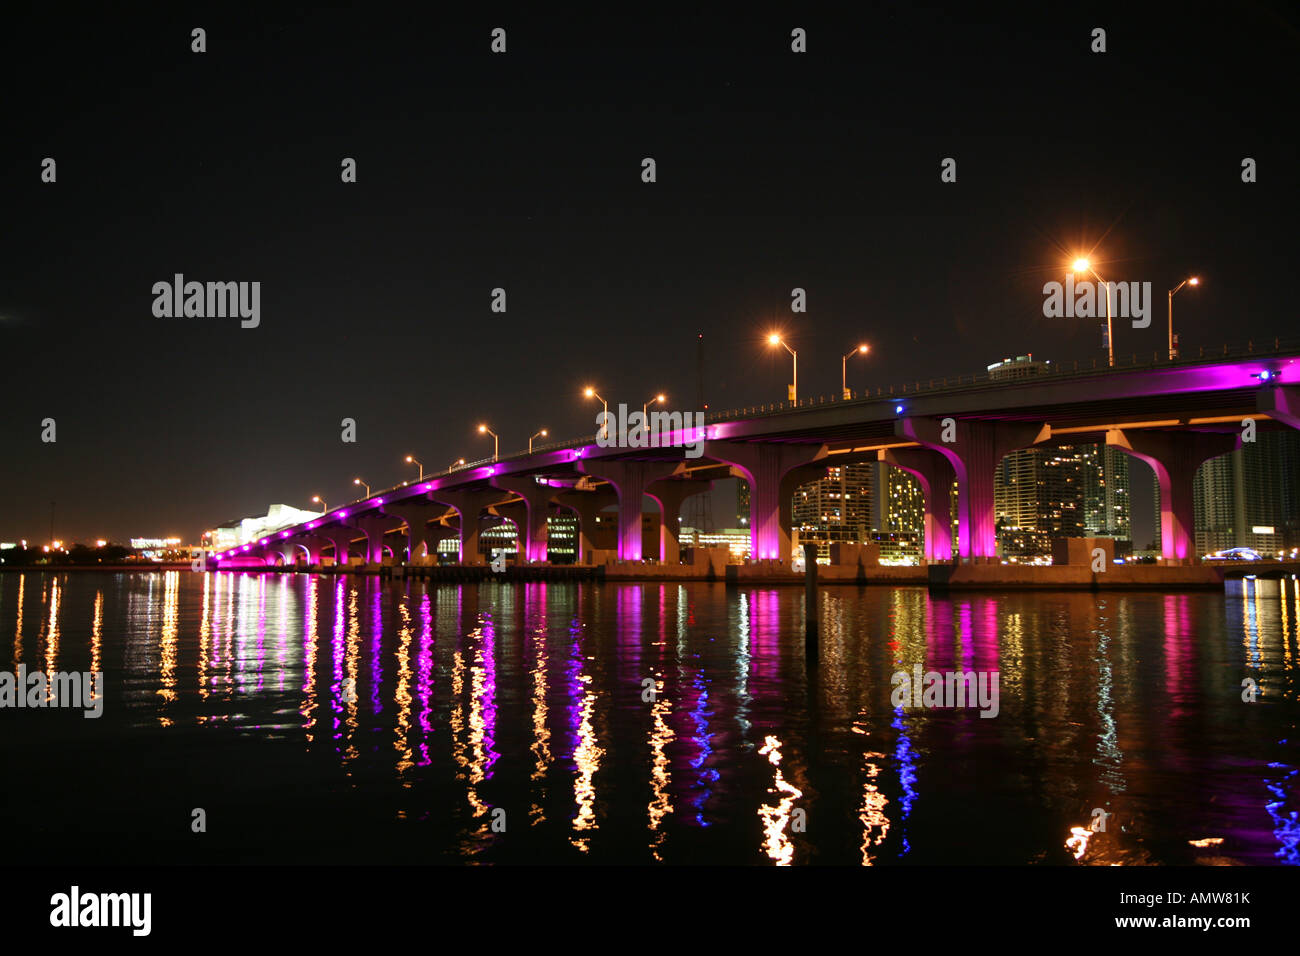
[700,335,1300,425]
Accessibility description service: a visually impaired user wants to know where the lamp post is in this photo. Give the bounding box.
[312,496,327,513]
[353,478,370,498]
[405,455,424,481]
[842,344,869,400]
[478,424,498,461]
[448,457,466,471]
[529,429,548,453]
[1168,277,1200,360]
[642,393,666,418]
[1072,258,1114,367]
[768,334,797,402]
[584,387,609,439]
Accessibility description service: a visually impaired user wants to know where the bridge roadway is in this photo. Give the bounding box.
[213,342,1300,570]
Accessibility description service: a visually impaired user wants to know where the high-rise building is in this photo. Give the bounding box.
[994,445,1088,557]
[1193,431,1300,555]
[792,463,873,546]
[987,354,1052,380]
[1080,443,1131,540]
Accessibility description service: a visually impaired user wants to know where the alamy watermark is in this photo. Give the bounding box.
[0,665,104,718]
[890,665,999,718]
[595,405,705,458]
[1042,275,1152,328]
[152,274,260,328]
[50,886,150,936]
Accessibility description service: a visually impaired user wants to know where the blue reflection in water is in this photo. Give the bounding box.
[891,709,917,857]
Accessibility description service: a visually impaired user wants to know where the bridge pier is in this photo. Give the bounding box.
[427,488,512,564]
[1107,428,1238,563]
[577,460,680,561]
[646,477,713,564]
[491,476,559,563]
[344,514,404,564]
[897,419,1049,562]
[879,447,956,562]
[706,442,829,562]
[555,487,617,563]
[316,528,361,568]
[1258,384,1300,431]
[381,499,446,564]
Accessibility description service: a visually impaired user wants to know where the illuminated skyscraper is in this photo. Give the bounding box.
[1193,430,1300,554]
[792,463,873,545]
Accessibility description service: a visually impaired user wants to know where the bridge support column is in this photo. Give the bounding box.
[576,460,681,561]
[491,476,560,563]
[556,488,618,563]
[645,477,713,564]
[897,419,1049,562]
[705,442,829,562]
[1108,428,1238,563]
[880,447,956,563]
[344,515,403,564]
[315,528,360,568]
[381,501,446,564]
[1258,385,1300,431]
[427,488,512,564]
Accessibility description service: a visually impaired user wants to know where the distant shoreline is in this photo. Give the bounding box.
[0,564,196,573]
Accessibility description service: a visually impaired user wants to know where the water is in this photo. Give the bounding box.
[1,570,1297,866]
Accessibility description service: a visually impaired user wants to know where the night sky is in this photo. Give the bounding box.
[2,5,1296,546]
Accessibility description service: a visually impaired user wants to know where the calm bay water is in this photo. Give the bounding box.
[1,570,1297,866]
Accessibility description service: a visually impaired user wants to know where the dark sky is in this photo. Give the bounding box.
[2,4,1297,546]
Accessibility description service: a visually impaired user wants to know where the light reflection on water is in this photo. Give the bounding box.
[0,571,1297,866]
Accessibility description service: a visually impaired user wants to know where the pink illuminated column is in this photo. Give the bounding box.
[382,501,442,564]
[706,441,829,562]
[896,418,1049,562]
[345,514,404,564]
[879,447,956,563]
[427,488,513,565]
[490,475,560,563]
[645,477,712,564]
[316,528,359,567]
[1107,428,1237,563]
[555,487,618,563]
[576,460,680,561]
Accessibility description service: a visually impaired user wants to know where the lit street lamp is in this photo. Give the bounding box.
[1168,276,1200,360]
[584,387,609,439]
[529,429,548,453]
[312,495,327,513]
[449,457,466,471]
[768,334,797,402]
[642,393,666,417]
[842,344,869,399]
[478,424,499,461]
[353,478,370,498]
[405,455,424,481]
[1071,257,1114,367]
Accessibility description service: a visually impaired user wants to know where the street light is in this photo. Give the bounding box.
[311,495,327,513]
[842,344,869,400]
[1168,276,1200,360]
[353,478,370,498]
[768,333,797,402]
[405,455,424,481]
[529,429,548,453]
[584,386,609,439]
[1070,257,1115,367]
[478,424,498,461]
[449,457,466,471]
[642,393,666,418]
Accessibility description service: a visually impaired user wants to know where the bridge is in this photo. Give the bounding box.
[212,341,1300,572]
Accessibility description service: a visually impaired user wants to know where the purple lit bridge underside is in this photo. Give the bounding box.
[216,350,1300,568]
